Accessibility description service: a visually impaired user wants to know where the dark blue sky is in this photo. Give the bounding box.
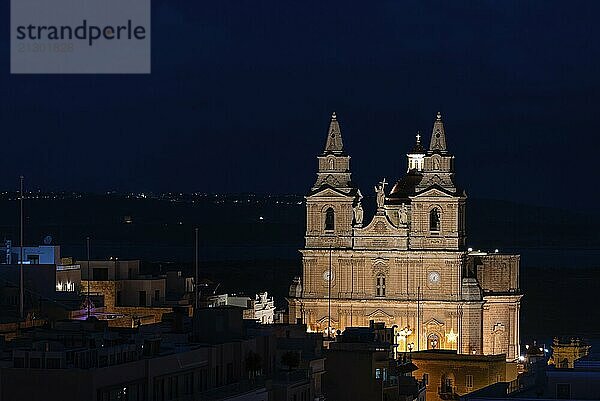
[1,1,599,210]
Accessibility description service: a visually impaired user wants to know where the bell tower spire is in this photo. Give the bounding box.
[429,111,448,153]
[306,112,360,250]
[324,112,344,154]
[312,112,353,191]
[417,112,457,191]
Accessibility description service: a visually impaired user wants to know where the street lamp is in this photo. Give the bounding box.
[398,327,413,353]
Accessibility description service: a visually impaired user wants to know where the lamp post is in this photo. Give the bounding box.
[19,176,24,320]
[398,326,412,353]
[194,227,199,311]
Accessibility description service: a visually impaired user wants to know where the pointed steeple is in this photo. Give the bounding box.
[313,112,354,191]
[429,111,447,153]
[324,112,344,154]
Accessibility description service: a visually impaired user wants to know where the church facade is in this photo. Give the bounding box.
[288,112,522,360]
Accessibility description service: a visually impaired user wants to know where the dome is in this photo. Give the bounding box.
[387,171,423,203]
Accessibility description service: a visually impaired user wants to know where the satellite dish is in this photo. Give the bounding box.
[43,235,53,245]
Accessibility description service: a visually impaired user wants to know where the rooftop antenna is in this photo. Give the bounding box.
[194,227,199,310]
[19,176,24,320]
[86,236,90,319]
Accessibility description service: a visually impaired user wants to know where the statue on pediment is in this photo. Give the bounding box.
[374,178,387,210]
[399,203,408,225]
[353,202,364,226]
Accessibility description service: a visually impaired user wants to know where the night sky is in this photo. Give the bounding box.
[1,1,599,211]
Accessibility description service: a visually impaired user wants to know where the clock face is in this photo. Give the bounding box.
[428,271,441,284]
[323,270,334,282]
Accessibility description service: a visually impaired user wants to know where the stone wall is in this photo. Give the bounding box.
[482,295,521,360]
[475,254,520,293]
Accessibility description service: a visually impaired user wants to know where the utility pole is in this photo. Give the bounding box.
[194,227,199,310]
[19,176,24,320]
[86,237,91,319]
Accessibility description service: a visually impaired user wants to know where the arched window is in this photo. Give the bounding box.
[376,274,386,296]
[430,208,441,232]
[428,333,440,350]
[325,207,335,231]
[328,158,335,170]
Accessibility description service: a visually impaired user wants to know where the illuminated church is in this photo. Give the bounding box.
[288,112,522,360]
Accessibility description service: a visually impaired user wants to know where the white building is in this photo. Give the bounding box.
[207,292,275,324]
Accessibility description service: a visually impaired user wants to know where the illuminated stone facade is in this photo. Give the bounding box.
[288,112,522,360]
[411,350,506,401]
[549,337,590,368]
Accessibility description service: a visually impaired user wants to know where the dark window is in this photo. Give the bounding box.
[169,376,178,399]
[116,291,122,306]
[27,255,39,264]
[128,268,134,279]
[154,378,165,401]
[227,362,234,384]
[376,275,386,296]
[556,383,570,399]
[154,290,160,303]
[46,358,61,369]
[429,208,441,232]
[200,368,208,391]
[325,207,335,231]
[139,291,147,307]
[93,268,109,281]
[441,375,453,394]
[183,372,193,395]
